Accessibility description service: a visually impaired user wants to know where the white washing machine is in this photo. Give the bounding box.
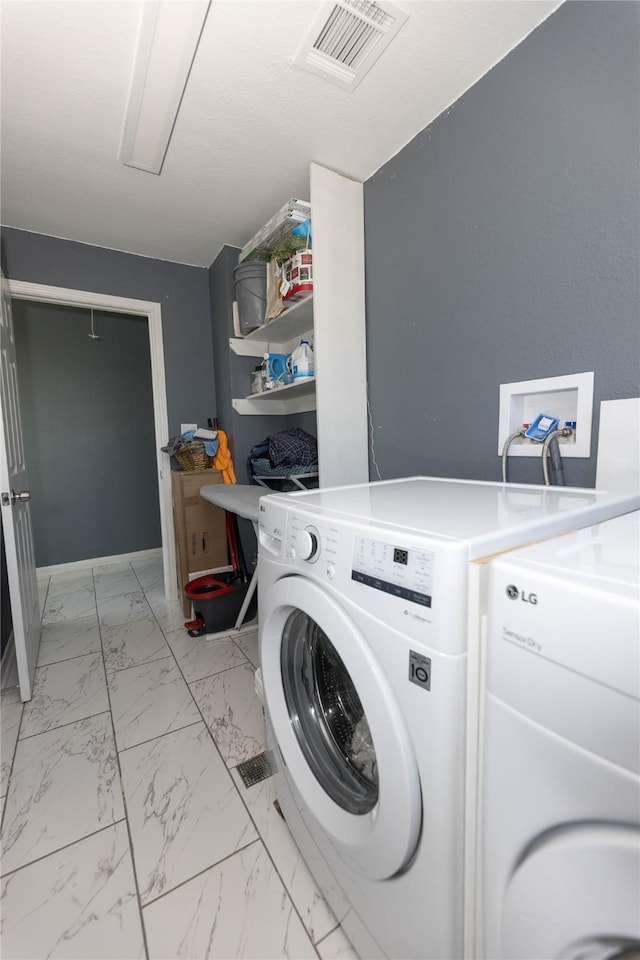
[257,478,639,960]
[480,511,640,960]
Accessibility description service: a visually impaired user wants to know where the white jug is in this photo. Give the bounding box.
[291,340,314,381]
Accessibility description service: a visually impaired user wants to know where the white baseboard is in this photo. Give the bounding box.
[37,548,163,578]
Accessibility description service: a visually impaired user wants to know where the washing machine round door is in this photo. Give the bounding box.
[501,824,640,960]
[261,575,422,881]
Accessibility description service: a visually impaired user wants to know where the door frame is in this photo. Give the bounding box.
[7,279,177,604]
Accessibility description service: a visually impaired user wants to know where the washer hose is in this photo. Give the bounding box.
[501,429,526,482]
[542,428,573,485]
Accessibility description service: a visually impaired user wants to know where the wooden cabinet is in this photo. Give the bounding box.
[230,163,369,489]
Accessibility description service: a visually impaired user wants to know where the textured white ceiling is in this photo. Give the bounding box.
[0,0,561,267]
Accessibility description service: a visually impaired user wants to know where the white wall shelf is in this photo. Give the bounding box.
[230,295,313,357]
[232,377,316,416]
[498,371,594,458]
[230,164,368,488]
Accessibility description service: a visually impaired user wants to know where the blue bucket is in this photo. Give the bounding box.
[268,353,291,383]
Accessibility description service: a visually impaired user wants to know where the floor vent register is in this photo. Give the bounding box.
[236,751,274,788]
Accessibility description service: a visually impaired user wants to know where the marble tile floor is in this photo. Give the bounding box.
[1,556,357,960]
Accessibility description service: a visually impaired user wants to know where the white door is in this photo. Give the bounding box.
[0,270,40,700]
[260,575,422,881]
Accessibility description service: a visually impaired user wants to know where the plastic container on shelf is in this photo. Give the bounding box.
[291,340,314,381]
[234,260,267,334]
[281,250,313,304]
[261,353,274,391]
[267,353,291,384]
[238,199,311,263]
[250,365,263,395]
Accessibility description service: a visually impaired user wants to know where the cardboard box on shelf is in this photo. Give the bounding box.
[171,469,229,616]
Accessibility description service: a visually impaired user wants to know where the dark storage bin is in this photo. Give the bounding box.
[184,572,256,635]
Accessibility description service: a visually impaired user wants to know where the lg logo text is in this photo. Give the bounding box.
[506,584,538,605]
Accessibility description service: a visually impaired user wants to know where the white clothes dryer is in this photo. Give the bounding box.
[480,511,640,960]
[257,478,638,960]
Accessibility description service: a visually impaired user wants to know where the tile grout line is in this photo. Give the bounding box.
[31,648,101,669]
[164,615,325,953]
[15,707,112,743]
[223,629,334,953]
[96,561,151,960]
[39,569,97,629]
[185,656,252,685]
[10,561,335,958]
[36,575,51,633]
[126,563,269,941]
[228,770,325,957]
[314,921,345,951]
[2,574,73,837]
[116,718,204,756]
[105,651,175,680]
[139,836,263,909]
[0,818,129,880]
[40,568,99,628]
[3,566,65,803]
[0,695,25,835]
[141,588,323,952]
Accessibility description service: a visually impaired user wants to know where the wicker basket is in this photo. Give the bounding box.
[174,443,214,472]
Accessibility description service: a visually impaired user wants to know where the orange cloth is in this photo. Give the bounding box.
[212,430,236,484]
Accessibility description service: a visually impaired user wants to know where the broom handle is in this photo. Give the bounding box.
[232,513,249,582]
[225,512,249,582]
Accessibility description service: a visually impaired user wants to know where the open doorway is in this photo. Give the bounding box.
[14,300,161,567]
[7,280,176,602]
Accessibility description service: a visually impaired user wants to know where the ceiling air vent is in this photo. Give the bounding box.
[293,0,408,91]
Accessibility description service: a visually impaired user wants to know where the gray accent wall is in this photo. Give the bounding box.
[13,301,161,566]
[0,228,215,436]
[364,1,640,487]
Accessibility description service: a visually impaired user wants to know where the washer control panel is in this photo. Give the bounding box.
[284,513,434,605]
[352,536,434,607]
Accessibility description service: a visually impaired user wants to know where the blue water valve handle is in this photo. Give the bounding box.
[524,413,560,442]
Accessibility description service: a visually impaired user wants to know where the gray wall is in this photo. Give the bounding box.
[13,301,160,566]
[0,228,216,436]
[364,0,640,487]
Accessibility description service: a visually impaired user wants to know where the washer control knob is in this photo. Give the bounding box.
[298,527,319,562]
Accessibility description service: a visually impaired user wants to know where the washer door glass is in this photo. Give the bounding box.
[281,608,378,815]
